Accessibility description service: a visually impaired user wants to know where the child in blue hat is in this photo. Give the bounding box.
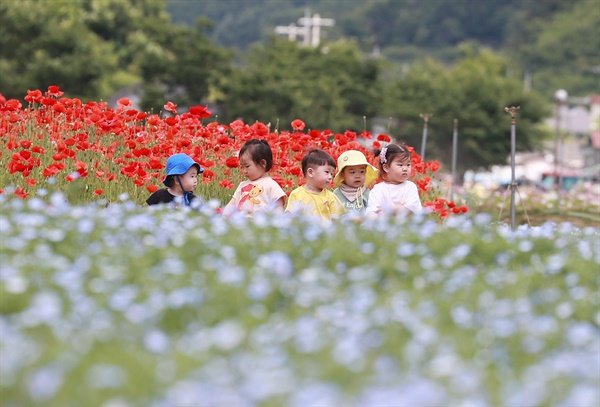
[146,153,204,206]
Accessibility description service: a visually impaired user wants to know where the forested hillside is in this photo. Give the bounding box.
[167,0,517,50]
[167,0,599,97]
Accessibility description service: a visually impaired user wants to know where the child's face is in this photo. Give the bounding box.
[307,164,335,191]
[383,156,411,184]
[342,164,367,188]
[239,152,266,181]
[172,166,200,193]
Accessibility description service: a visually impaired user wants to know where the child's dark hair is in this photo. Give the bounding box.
[164,175,175,188]
[301,149,336,176]
[239,139,273,171]
[374,143,411,175]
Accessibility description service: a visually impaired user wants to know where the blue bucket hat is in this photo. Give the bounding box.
[163,154,204,186]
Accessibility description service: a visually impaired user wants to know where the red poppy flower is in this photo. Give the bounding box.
[230,120,245,131]
[251,122,269,137]
[225,156,239,168]
[14,187,28,199]
[427,160,440,172]
[147,184,159,193]
[217,136,232,145]
[148,159,163,170]
[163,101,177,114]
[5,99,23,111]
[47,86,64,97]
[94,189,104,195]
[25,178,37,186]
[219,180,234,189]
[377,134,391,142]
[164,117,178,126]
[90,114,102,123]
[17,150,31,160]
[291,119,305,131]
[189,104,211,118]
[147,114,161,126]
[53,104,67,114]
[43,166,59,177]
[117,97,132,108]
[25,89,43,104]
[202,169,215,180]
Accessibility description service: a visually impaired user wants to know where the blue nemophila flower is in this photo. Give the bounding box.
[86,364,127,388]
[211,320,245,351]
[27,367,64,401]
[255,251,293,276]
[144,329,170,354]
[1,196,599,406]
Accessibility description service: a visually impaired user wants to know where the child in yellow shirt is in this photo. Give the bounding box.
[285,149,346,220]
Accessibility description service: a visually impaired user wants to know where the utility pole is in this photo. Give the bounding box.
[419,113,432,161]
[553,89,568,195]
[450,119,458,202]
[505,106,520,231]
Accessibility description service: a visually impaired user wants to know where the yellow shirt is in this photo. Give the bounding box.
[285,186,346,220]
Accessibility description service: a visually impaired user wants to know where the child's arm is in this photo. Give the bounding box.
[222,198,237,217]
[330,193,346,218]
[365,185,383,215]
[222,183,244,217]
[285,189,300,212]
[275,196,286,209]
[403,182,423,214]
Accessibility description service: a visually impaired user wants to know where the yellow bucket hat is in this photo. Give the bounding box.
[334,150,379,187]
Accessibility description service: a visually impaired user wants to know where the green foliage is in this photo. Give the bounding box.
[218,38,382,131]
[505,0,600,97]
[0,0,118,100]
[0,0,229,108]
[383,47,550,176]
[138,20,232,112]
[166,0,598,97]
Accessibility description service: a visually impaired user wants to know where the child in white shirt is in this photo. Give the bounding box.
[365,143,422,216]
[224,139,286,216]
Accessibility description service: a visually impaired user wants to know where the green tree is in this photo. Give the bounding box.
[0,0,118,100]
[383,47,549,179]
[506,0,600,97]
[217,38,382,131]
[0,0,228,108]
[137,18,232,112]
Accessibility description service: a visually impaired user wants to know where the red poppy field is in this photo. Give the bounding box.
[1,86,466,217]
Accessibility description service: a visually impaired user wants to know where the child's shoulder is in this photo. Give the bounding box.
[289,185,305,195]
[323,188,338,197]
[146,188,174,205]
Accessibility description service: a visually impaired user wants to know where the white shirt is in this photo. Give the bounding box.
[365,181,422,216]
[224,176,286,216]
